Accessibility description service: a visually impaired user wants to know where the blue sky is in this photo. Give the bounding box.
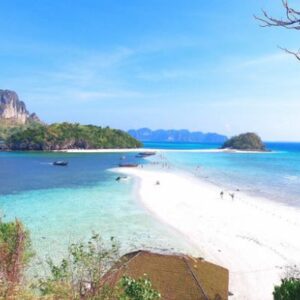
[1,0,299,141]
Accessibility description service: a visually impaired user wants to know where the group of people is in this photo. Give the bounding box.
[150,157,171,169]
[220,190,235,200]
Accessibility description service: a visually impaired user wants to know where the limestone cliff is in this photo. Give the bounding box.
[0,89,41,125]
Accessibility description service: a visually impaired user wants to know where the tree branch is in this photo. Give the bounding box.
[279,46,300,60]
[254,1,300,30]
[255,1,300,61]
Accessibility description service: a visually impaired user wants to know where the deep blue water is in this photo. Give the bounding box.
[0,151,195,261]
[0,152,139,195]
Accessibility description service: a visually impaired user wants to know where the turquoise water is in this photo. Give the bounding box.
[1,142,300,264]
[145,142,300,206]
[0,151,195,264]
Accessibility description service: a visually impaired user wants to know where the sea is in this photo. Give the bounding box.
[1,142,300,264]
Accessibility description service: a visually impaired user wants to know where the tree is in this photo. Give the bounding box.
[273,266,300,300]
[0,218,34,299]
[255,0,300,60]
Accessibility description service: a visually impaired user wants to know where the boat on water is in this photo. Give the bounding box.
[136,151,156,158]
[115,175,129,182]
[53,161,68,166]
[118,163,138,168]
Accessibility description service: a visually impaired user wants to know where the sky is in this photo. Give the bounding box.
[1,0,300,141]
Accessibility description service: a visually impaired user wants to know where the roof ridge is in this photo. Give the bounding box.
[183,256,209,300]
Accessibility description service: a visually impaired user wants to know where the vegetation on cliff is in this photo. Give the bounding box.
[4,122,142,150]
[0,120,38,141]
[221,132,266,151]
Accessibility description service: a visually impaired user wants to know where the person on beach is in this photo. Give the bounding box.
[229,193,235,201]
[220,191,224,199]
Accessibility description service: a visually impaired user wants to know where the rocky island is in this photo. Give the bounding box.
[0,90,141,150]
[221,132,266,151]
[0,89,41,125]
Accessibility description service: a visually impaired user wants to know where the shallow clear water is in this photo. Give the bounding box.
[1,142,300,265]
[0,151,195,264]
[144,141,300,206]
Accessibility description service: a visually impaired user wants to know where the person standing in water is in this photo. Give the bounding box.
[220,191,224,199]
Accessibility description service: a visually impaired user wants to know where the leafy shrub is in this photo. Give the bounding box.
[273,278,300,300]
[0,218,34,299]
[0,218,161,300]
[118,276,161,300]
[37,234,120,299]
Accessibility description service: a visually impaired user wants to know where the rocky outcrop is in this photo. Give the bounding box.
[0,89,41,125]
[221,132,266,151]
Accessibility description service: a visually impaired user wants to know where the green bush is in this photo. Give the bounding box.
[273,278,300,300]
[118,276,161,300]
[0,217,160,300]
[37,234,120,299]
[0,218,34,299]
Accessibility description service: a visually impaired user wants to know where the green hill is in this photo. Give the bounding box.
[3,122,142,151]
[221,132,266,151]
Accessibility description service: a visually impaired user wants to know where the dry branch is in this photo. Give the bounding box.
[254,1,300,60]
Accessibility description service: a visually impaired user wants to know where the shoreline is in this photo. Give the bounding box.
[129,174,202,256]
[55,148,271,154]
[113,166,300,300]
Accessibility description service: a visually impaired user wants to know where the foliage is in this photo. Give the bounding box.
[0,218,34,299]
[118,276,161,300]
[273,278,300,300]
[0,122,28,141]
[5,122,142,150]
[36,234,120,299]
[0,218,160,300]
[221,132,266,151]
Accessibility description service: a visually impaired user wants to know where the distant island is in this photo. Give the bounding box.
[128,128,227,143]
[221,132,266,151]
[0,90,141,150]
[5,123,141,151]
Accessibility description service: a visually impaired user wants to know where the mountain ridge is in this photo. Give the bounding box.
[128,128,227,143]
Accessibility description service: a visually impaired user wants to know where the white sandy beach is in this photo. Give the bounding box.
[58,148,269,154]
[115,166,300,300]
